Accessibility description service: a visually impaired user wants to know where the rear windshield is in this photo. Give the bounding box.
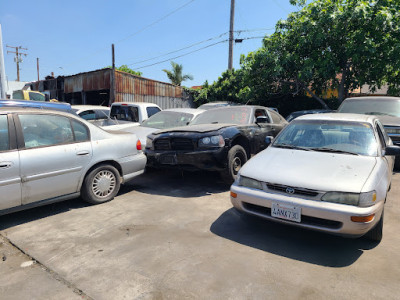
[338,99,400,117]
[110,106,139,122]
[190,107,251,125]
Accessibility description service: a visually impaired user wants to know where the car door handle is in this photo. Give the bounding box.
[0,162,12,168]
[76,151,90,156]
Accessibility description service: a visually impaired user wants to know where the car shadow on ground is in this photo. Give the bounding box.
[210,208,379,268]
[123,169,231,198]
[0,198,91,231]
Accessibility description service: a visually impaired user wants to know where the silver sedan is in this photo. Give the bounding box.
[231,113,399,242]
[0,107,146,215]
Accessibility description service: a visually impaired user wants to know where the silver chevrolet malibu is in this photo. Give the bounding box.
[0,107,146,215]
[231,113,400,242]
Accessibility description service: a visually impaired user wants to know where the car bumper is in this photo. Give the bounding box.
[119,152,147,183]
[146,147,228,171]
[230,184,384,237]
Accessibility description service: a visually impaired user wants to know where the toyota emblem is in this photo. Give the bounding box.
[285,187,295,194]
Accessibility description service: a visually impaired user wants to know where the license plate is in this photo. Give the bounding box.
[271,202,301,223]
[159,154,177,165]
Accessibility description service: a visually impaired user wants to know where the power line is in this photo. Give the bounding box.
[134,35,265,70]
[61,0,196,68]
[127,32,229,66]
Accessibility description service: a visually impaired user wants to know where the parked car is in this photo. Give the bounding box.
[72,105,110,122]
[286,109,334,122]
[0,99,73,113]
[0,107,146,216]
[337,96,400,168]
[117,108,205,147]
[145,106,288,183]
[231,113,399,242]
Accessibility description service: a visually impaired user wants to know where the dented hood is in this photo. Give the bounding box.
[239,147,377,193]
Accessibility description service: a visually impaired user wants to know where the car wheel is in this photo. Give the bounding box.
[365,210,384,242]
[221,145,247,184]
[81,164,121,204]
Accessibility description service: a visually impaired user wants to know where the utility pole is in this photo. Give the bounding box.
[6,45,28,81]
[0,24,7,99]
[228,0,235,70]
[37,57,39,81]
[109,44,116,106]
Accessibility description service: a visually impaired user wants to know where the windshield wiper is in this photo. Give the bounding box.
[309,147,359,155]
[273,144,313,151]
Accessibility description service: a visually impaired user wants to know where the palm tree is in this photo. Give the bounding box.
[162,61,193,86]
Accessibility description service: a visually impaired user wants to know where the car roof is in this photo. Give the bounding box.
[343,96,400,102]
[0,106,78,116]
[296,112,378,124]
[0,99,73,112]
[71,105,110,110]
[163,108,205,115]
[111,102,160,108]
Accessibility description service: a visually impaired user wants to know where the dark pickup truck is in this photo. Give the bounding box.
[145,105,288,183]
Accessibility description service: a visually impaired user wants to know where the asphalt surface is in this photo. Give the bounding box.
[1,169,399,300]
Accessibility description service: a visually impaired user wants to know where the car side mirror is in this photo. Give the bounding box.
[384,145,400,156]
[256,116,268,124]
[265,136,274,145]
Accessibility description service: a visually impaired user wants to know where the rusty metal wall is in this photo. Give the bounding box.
[64,69,111,94]
[115,93,193,109]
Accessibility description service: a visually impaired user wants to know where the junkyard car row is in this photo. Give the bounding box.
[1,97,400,243]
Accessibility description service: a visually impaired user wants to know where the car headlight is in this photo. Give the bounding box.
[239,176,263,190]
[321,191,376,207]
[198,135,225,148]
[146,137,153,148]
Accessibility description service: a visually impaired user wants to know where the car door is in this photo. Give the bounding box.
[16,113,92,205]
[376,121,394,180]
[252,108,277,152]
[0,114,21,210]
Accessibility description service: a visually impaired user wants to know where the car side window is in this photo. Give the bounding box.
[19,114,74,149]
[72,119,90,141]
[147,107,161,118]
[269,111,282,124]
[255,109,270,123]
[376,121,390,145]
[0,115,9,152]
[79,110,96,121]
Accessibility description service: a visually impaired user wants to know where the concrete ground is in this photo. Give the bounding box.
[0,170,399,300]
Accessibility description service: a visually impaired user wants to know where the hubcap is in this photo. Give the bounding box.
[92,170,116,198]
[232,156,242,174]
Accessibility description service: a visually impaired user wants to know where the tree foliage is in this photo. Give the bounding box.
[162,61,193,86]
[106,65,142,76]
[242,0,400,104]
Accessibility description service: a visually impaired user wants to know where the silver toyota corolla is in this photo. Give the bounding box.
[231,113,400,242]
[0,107,146,215]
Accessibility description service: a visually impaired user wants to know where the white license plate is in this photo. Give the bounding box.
[271,202,301,223]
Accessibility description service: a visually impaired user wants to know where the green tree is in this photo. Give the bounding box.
[106,65,142,76]
[162,61,193,86]
[242,0,400,105]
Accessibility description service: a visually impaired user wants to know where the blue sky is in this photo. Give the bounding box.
[1,0,299,87]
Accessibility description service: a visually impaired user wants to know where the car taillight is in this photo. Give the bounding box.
[136,140,142,151]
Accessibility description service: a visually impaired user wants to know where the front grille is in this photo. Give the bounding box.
[154,138,170,150]
[243,202,342,229]
[154,138,193,150]
[266,183,319,197]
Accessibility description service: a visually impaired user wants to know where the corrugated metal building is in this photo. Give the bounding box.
[28,68,193,109]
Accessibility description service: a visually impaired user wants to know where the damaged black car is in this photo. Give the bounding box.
[145,106,288,183]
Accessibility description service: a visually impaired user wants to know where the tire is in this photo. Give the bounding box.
[220,145,247,184]
[365,210,384,242]
[81,164,121,204]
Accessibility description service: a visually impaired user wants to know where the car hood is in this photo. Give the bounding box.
[239,147,377,193]
[375,115,400,127]
[154,123,235,135]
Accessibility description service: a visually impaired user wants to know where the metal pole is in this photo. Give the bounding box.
[37,57,39,81]
[228,0,235,70]
[0,24,7,99]
[109,44,115,106]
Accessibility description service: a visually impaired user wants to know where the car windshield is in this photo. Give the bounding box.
[338,99,400,117]
[190,107,251,125]
[141,111,195,129]
[273,120,378,156]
